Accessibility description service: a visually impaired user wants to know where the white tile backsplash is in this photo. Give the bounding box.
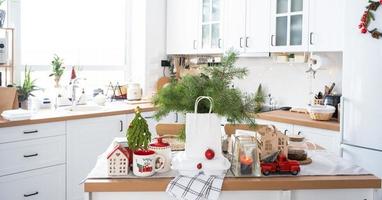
[233,52,342,108]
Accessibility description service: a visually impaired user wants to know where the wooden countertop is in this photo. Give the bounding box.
[84,175,381,192]
[0,103,155,128]
[257,110,340,131]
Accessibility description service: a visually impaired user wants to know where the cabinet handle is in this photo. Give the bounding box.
[218,38,222,48]
[239,37,243,48]
[245,37,249,48]
[271,35,275,46]
[119,120,123,132]
[309,32,314,45]
[23,153,38,158]
[144,116,154,119]
[175,113,179,123]
[297,131,302,135]
[193,40,197,49]
[23,130,38,134]
[24,191,39,197]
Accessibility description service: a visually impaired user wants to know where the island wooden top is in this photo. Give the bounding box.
[0,103,155,128]
[84,175,381,192]
[257,110,340,131]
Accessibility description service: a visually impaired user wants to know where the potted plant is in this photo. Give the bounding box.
[0,0,6,28]
[17,66,38,109]
[49,55,65,88]
[153,50,259,139]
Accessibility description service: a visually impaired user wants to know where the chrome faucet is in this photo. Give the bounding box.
[70,78,85,108]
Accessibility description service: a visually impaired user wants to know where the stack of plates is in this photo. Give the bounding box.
[1,109,32,121]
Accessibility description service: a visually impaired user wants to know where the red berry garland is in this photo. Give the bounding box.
[359,1,382,39]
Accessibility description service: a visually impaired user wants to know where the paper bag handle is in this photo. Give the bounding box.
[194,96,213,113]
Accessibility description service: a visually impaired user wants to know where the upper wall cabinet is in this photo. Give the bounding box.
[198,0,224,54]
[308,0,344,52]
[224,0,271,56]
[270,0,309,52]
[167,0,199,54]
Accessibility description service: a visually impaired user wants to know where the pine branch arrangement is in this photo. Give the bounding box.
[153,50,258,126]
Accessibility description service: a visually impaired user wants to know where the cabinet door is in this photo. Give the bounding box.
[0,165,66,200]
[223,0,246,53]
[199,0,224,54]
[308,0,344,52]
[140,112,177,138]
[293,125,341,155]
[166,0,199,54]
[67,115,127,200]
[270,0,309,52]
[245,0,271,54]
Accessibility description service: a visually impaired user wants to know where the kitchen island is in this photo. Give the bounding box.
[84,175,380,200]
[83,138,381,200]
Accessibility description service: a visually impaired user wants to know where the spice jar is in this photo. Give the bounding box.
[149,137,171,173]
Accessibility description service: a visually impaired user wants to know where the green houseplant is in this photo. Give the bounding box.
[153,50,259,138]
[49,55,65,87]
[17,66,39,109]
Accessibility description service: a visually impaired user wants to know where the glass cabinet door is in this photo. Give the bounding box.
[201,0,222,50]
[272,0,306,50]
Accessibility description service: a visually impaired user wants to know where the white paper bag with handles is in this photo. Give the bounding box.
[171,96,230,176]
[185,96,222,159]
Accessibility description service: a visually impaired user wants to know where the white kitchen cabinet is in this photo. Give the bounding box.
[166,0,199,54]
[270,0,309,52]
[224,0,270,56]
[66,115,128,200]
[293,125,341,155]
[139,112,180,138]
[0,165,66,200]
[0,122,65,144]
[198,0,224,54]
[308,0,344,52]
[0,135,66,176]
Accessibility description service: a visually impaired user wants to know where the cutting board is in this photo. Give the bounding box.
[0,87,18,114]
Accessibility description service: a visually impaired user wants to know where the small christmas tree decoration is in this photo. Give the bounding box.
[205,149,215,160]
[126,106,152,151]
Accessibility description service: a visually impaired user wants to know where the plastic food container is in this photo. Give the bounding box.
[307,105,335,121]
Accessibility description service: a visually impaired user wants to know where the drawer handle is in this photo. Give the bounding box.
[144,116,154,119]
[119,120,123,132]
[23,130,38,134]
[24,191,39,197]
[23,153,38,158]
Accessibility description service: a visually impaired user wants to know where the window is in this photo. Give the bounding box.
[19,0,127,66]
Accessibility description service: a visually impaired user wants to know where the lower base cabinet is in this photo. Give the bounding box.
[67,115,128,200]
[0,165,66,200]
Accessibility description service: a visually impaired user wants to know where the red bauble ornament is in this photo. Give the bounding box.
[205,149,215,160]
[361,28,367,34]
[197,163,202,169]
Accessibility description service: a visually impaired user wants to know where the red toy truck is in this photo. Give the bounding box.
[261,152,300,176]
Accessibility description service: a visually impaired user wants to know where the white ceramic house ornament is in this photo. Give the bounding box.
[172,96,231,176]
[107,145,130,176]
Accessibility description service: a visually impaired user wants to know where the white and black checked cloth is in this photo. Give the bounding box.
[166,174,224,200]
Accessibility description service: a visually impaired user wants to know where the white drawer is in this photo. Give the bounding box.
[0,165,65,200]
[0,135,66,176]
[0,122,66,144]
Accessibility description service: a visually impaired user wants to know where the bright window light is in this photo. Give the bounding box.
[20,0,126,66]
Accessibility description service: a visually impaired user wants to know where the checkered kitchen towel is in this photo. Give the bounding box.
[166,174,224,200]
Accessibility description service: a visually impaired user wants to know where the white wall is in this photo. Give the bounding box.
[233,52,342,108]
[129,0,167,97]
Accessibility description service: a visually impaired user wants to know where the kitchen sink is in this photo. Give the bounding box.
[63,105,104,112]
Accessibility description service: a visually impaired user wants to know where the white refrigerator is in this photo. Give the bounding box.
[342,0,382,181]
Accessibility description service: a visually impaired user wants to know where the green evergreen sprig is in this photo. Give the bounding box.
[153,50,258,126]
